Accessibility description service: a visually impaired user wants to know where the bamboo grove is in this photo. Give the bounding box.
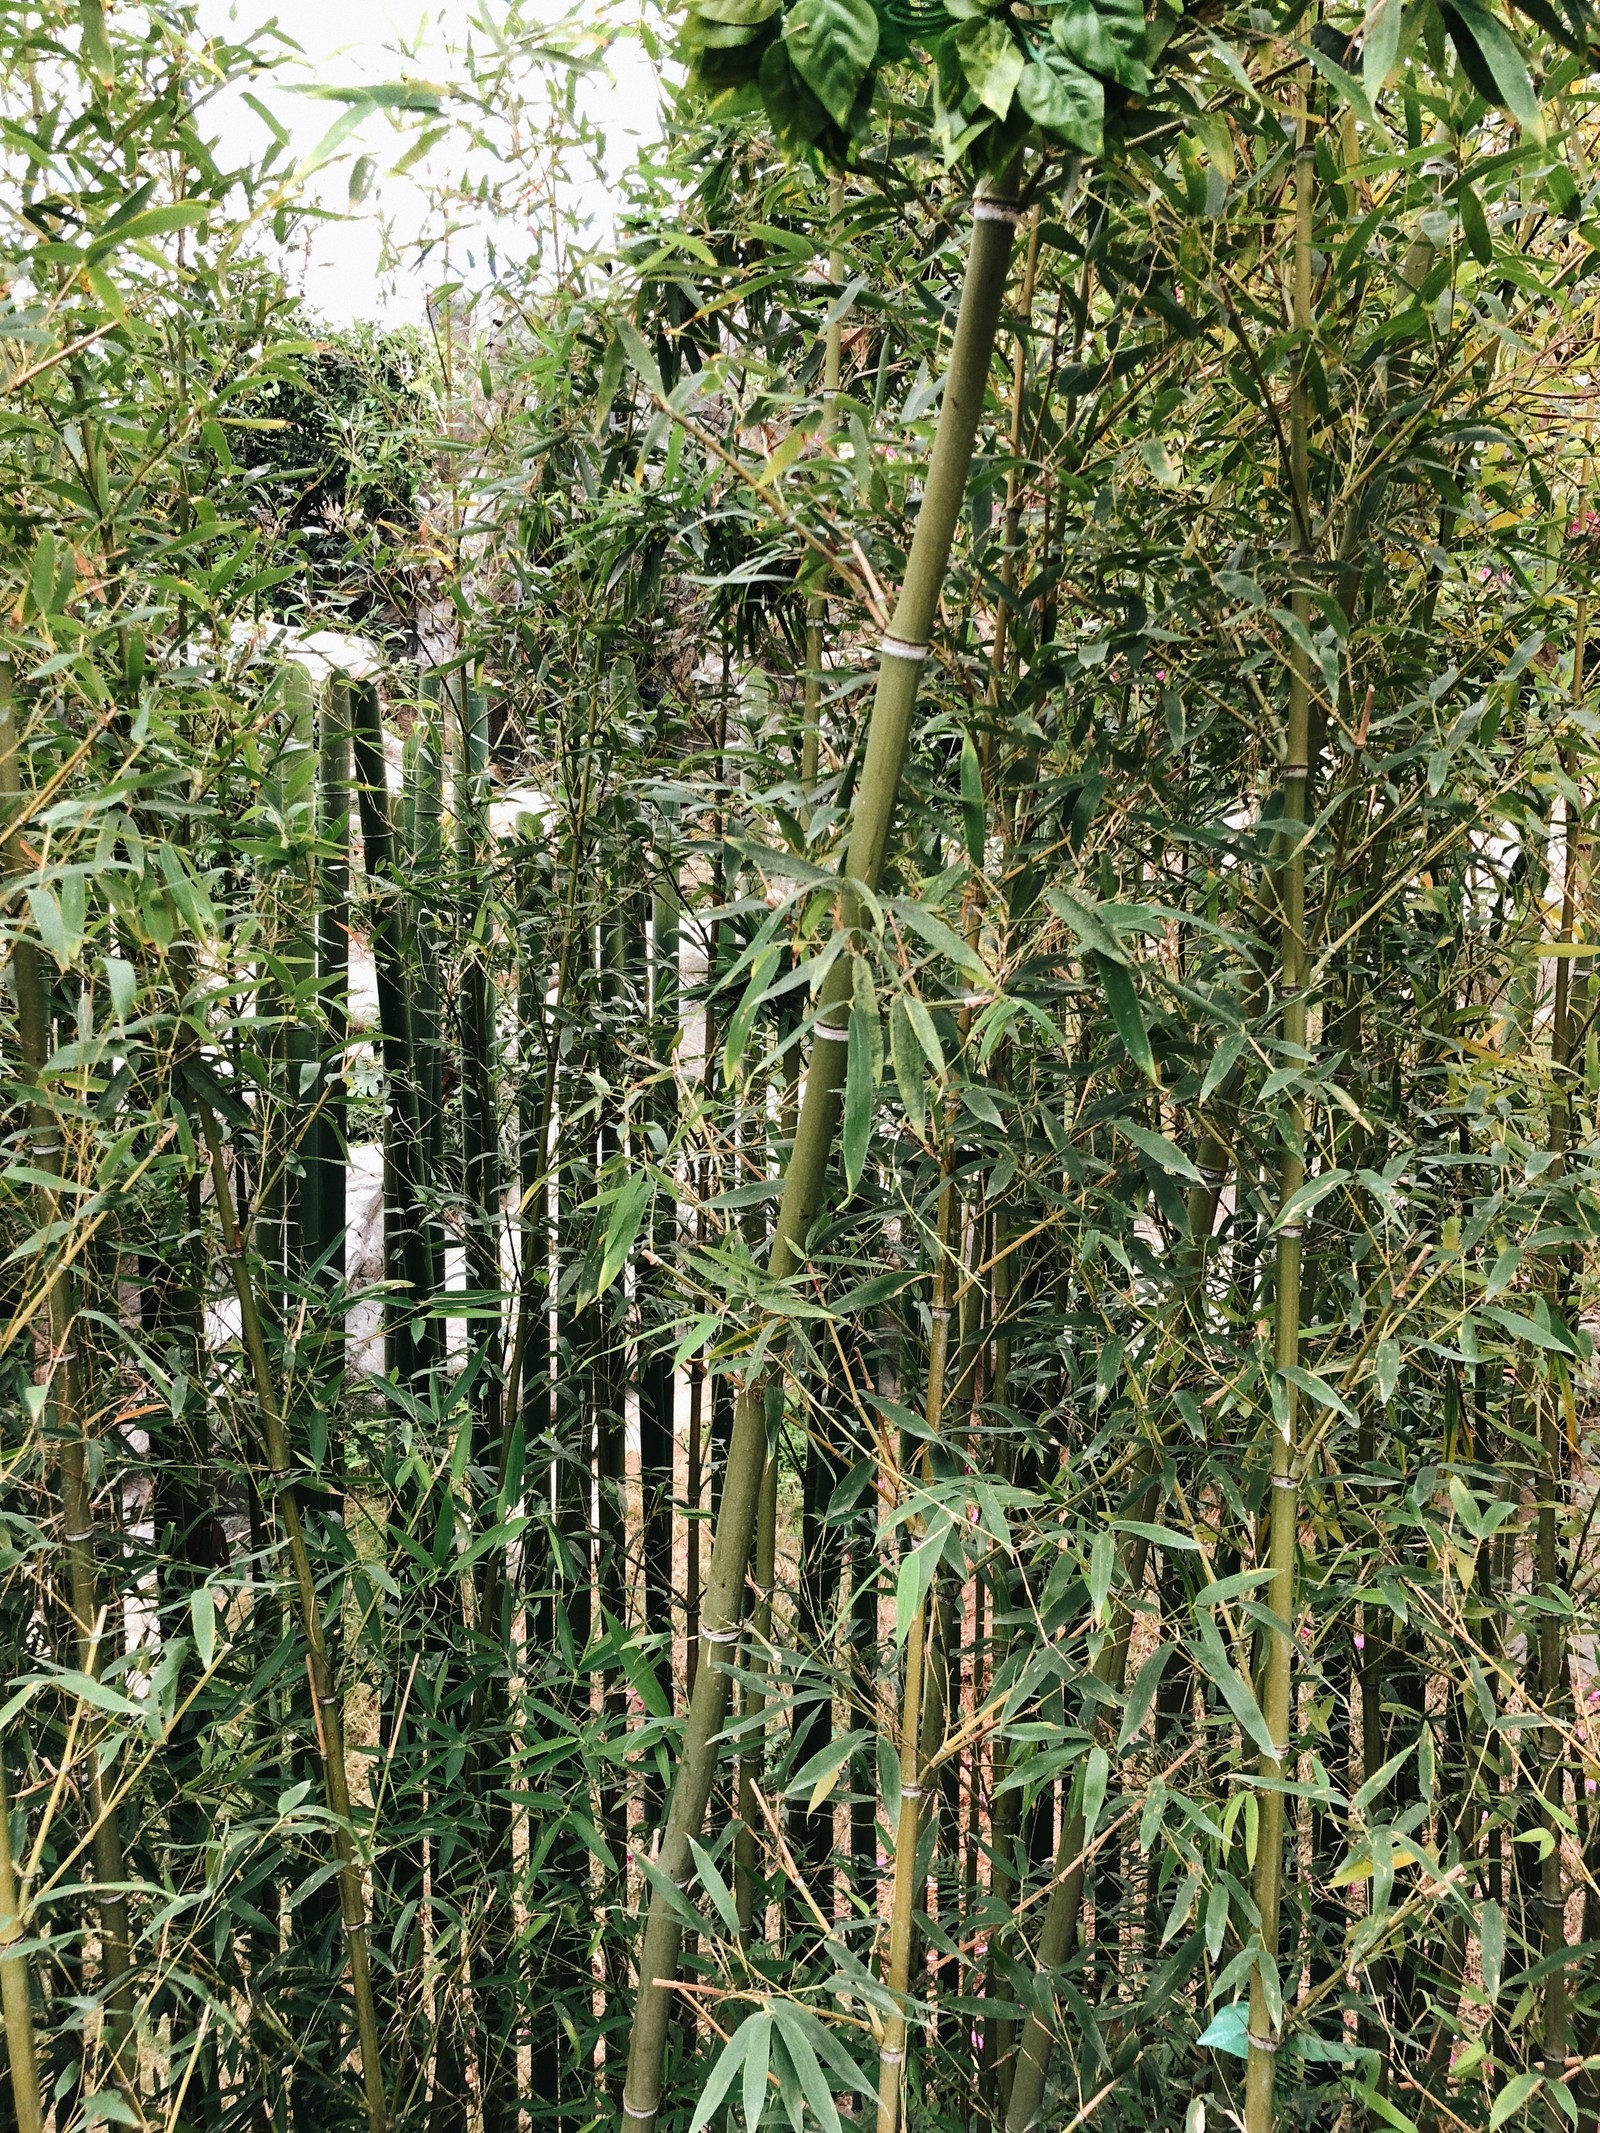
[8,0,1600,2128]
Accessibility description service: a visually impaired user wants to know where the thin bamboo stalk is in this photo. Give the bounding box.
[1242,68,1315,2133]
[194,1099,388,2133]
[0,1753,42,2133]
[0,669,136,2086]
[618,168,1025,2133]
[801,173,846,794]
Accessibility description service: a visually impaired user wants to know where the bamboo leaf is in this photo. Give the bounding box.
[742,2007,773,2133]
[1080,1744,1109,1843]
[189,1587,217,1671]
[688,2011,763,2133]
[843,1001,874,1193]
[1191,1616,1278,1762]
[1095,952,1156,1082]
[959,728,985,866]
[787,1730,871,1813]
[688,1838,742,1937]
[1481,1898,1504,2002]
[1121,1121,1206,1182]
[889,995,927,1137]
[1362,0,1403,95]
[596,1171,651,1297]
[771,2006,845,2133]
[1489,2074,1543,2131]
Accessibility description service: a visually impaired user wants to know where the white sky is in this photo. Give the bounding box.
[195,0,665,326]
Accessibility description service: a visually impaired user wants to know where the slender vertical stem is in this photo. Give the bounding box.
[0,1740,42,2131]
[619,169,1024,2133]
[802,173,846,795]
[1,669,135,2084]
[1243,66,1315,2133]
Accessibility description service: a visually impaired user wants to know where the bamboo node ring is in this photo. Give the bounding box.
[623,2101,657,2122]
[1271,1473,1296,1489]
[1247,2032,1281,2054]
[814,1019,851,1043]
[881,634,929,662]
[63,1529,94,1545]
[701,1624,741,1645]
[900,1785,925,1800]
[878,2047,906,2065]
[972,199,1024,224]
[1276,1223,1304,1240]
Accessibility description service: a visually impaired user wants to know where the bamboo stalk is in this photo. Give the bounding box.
[801,172,846,795]
[875,1177,960,2133]
[618,168,1026,2133]
[1242,67,1315,2133]
[0,1753,42,2133]
[193,1098,388,2133]
[0,668,136,2087]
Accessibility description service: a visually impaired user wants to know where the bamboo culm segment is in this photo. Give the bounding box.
[1243,69,1315,2133]
[618,170,1024,2133]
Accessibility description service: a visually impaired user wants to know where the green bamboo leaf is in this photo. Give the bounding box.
[1191,1616,1277,1762]
[688,2011,762,2133]
[959,729,985,866]
[26,886,72,969]
[688,1837,742,1937]
[843,1001,874,1192]
[1121,1121,1205,1182]
[86,202,207,263]
[724,944,780,1080]
[189,1587,217,1671]
[1080,1743,1109,1842]
[596,1171,651,1297]
[1113,1521,1202,1554]
[1088,1529,1115,1622]
[895,1527,944,1647]
[78,0,114,81]
[1489,2074,1543,2130]
[742,2007,773,2132]
[1457,176,1493,262]
[615,316,666,400]
[1482,1304,1575,1354]
[1441,0,1542,131]
[895,898,986,981]
[1362,0,1403,96]
[890,994,928,1137]
[771,2009,843,2133]
[1272,1170,1348,1229]
[1046,884,1124,960]
[787,1729,872,1813]
[1094,952,1156,1082]
[1481,1897,1504,2001]
[903,990,946,1075]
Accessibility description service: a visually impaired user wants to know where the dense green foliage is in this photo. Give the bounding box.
[6,0,1600,2132]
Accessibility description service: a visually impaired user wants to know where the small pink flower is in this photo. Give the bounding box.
[1354,1634,1365,1649]
[1588,1778,1598,1797]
